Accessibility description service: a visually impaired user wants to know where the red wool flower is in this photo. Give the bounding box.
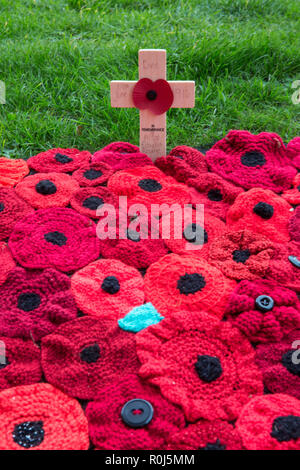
[72,162,113,187]
[267,241,300,292]
[0,188,34,240]
[27,148,91,173]
[155,145,208,182]
[70,186,119,219]
[0,158,29,187]
[282,173,300,206]
[0,242,15,286]
[99,141,140,154]
[132,78,174,115]
[289,206,300,243]
[287,137,300,169]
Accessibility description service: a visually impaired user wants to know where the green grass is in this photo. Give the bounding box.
[0,0,299,158]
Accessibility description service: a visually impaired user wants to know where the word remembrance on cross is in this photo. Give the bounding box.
[110,49,195,161]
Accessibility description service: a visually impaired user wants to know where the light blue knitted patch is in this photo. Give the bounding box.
[118,303,164,333]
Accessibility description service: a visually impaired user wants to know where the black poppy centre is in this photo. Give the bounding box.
[44,231,67,246]
[195,355,223,383]
[199,439,226,451]
[232,249,251,264]
[253,202,274,220]
[0,202,4,213]
[282,350,300,377]
[13,421,45,448]
[80,343,100,364]
[83,169,103,180]
[207,189,223,202]
[146,90,157,101]
[241,151,266,167]
[138,179,162,192]
[271,415,300,442]
[18,292,41,312]
[101,276,120,294]
[177,273,206,295]
[83,196,104,211]
[36,180,57,195]
[54,153,73,164]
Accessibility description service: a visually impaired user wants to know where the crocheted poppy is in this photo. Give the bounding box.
[93,151,153,171]
[289,207,300,243]
[27,148,91,173]
[267,241,300,292]
[206,229,274,281]
[255,330,300,398]
[107,166,191,212]
[0,383,89,450]
[15,172,80,209]
[136,311,263,422]
[0,243,15,286]
[9,208,100,272]
[236,394,300,450]
[41,317,140,400]
[86,374,185,450]
[0,188,34,240]
[225,279,300,343]
[71,259,144,320]
[167,420,243,450]
[100,141,140,154]
[282,174,300,206]
[155,145,207,182]
[287,137,300,169]
[226,188,292,243]
[0,158,29,187]
[144,253,235,318]
[133,78,174,115]
[206,130,297,193]
[70,186,118,219]
[72,161,113,187]
[0,267,77,341]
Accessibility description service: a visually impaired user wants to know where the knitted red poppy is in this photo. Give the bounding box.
[144,253,235,318]
[166,420,243,450]
[255,330,300,398]
[287,137,300,169]
[236,394,300,450]
[15,172,80,209]
[93,150,153,171]
[0,158,29,187]
[0,188,34,240]
[206,229,274,281]
[0,336,42,390]
[71,259,144,320]
[136,311,263,422]
[289,207,300,243]
[9,208,100,272]
[86,374,185,450]
[107,166,191,212]
[70,186,118,219]
[225,279,300,343]
[226,188,292,243]
[267,241,300,292]
[155,145,207,183]
[0,383,89,450]
[0,267,77,341]
[0,243,15,286]
[41,317,140,400]
[72,161,113,187]
[27,148,91,173]
[282,174,300,206]
[100,141,140,154]
[206,130,297,193]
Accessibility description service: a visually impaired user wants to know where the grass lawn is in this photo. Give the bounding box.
[0,0,299,158]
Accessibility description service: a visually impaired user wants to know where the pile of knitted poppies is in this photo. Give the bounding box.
[0,131,299,450]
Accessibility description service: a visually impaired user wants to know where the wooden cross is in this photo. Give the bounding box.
[110,49,195,161]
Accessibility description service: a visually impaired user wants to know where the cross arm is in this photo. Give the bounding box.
[169,81,195,108]
[110,80,137,108]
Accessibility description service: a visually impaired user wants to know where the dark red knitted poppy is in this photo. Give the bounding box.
[0,336,42,390]
[206,229,274,281]
[206,130,297,193]
[86,374,185,450]
[0,188,34,240]
[225,279,300,343]
[0,158,29,187]
[93,150,153,171]
[267,241,300,292]
[70,186,118,219]
[255,330,300,398]
[236,394,300,450]
[289,207,300,243]
[167,420,243,450]
[41,317,140,400]
[0,243,15,286]
[144,253,236,318]
[27,148,91,173]
[71,259,144,320]
[282,174,300,206]
[100,141,140,154]
[72,162,113,187]
[15,172,80,209]
[9,208,100,272]
[0,267,77,341]
[0,383,89,450]
[136,311,263,422]
[287,137,300,169]
[226,188,292,243]
[133,78,174,115]
[155,145,207,183]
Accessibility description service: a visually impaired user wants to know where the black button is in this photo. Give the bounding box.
[146,90,157,101]
[121,399,154,428]
[282,350,300,377]
[0,202,4,212]
[36,179,57,195]
[138,179,162,192]
[82,196,104,210]
[255,295,274,312]
[44,231,67,246]
[55,153,73,164]
[289,256,300,268]
[207,189,223,201]
[13,421,44,448]
[241,151,266,167]
[83,169,103,180]
[18,293,41,312]
[101,276,120,294]
[253,202,274,220]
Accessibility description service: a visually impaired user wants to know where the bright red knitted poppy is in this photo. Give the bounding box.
[0,383,89,450]
[0,188,34,240]
[287,137,300,169]
[27,148,91,173]
[93,151,153,171]
[107,166,191,212]
[71,259,144,320]
[236,394,300,450]
[0,158,29,187]
[15,172,80,209]
[205,229,274,281]
[9,208,100,272]
[0,336,42,390]
[267,241,300,292]
[144,253,235,318]
[41,317,140,400]
[225,279,300,343]
[289,207,300,243]
[166,420,243,450]
[226,188,292,243]
[0,243,15,286]
[255,330,300,399]
[70,186,118,219]
[86,374,185,450]
[206,130,297,193]
[155,145,207,182]
[136,311,263,422]
[72,161,113,187]
[0,267,77,341]
[282,174,300,206]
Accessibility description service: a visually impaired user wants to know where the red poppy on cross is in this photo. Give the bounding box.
[110,49,195,161]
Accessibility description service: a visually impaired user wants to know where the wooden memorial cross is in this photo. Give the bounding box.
[110,49,195,161]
